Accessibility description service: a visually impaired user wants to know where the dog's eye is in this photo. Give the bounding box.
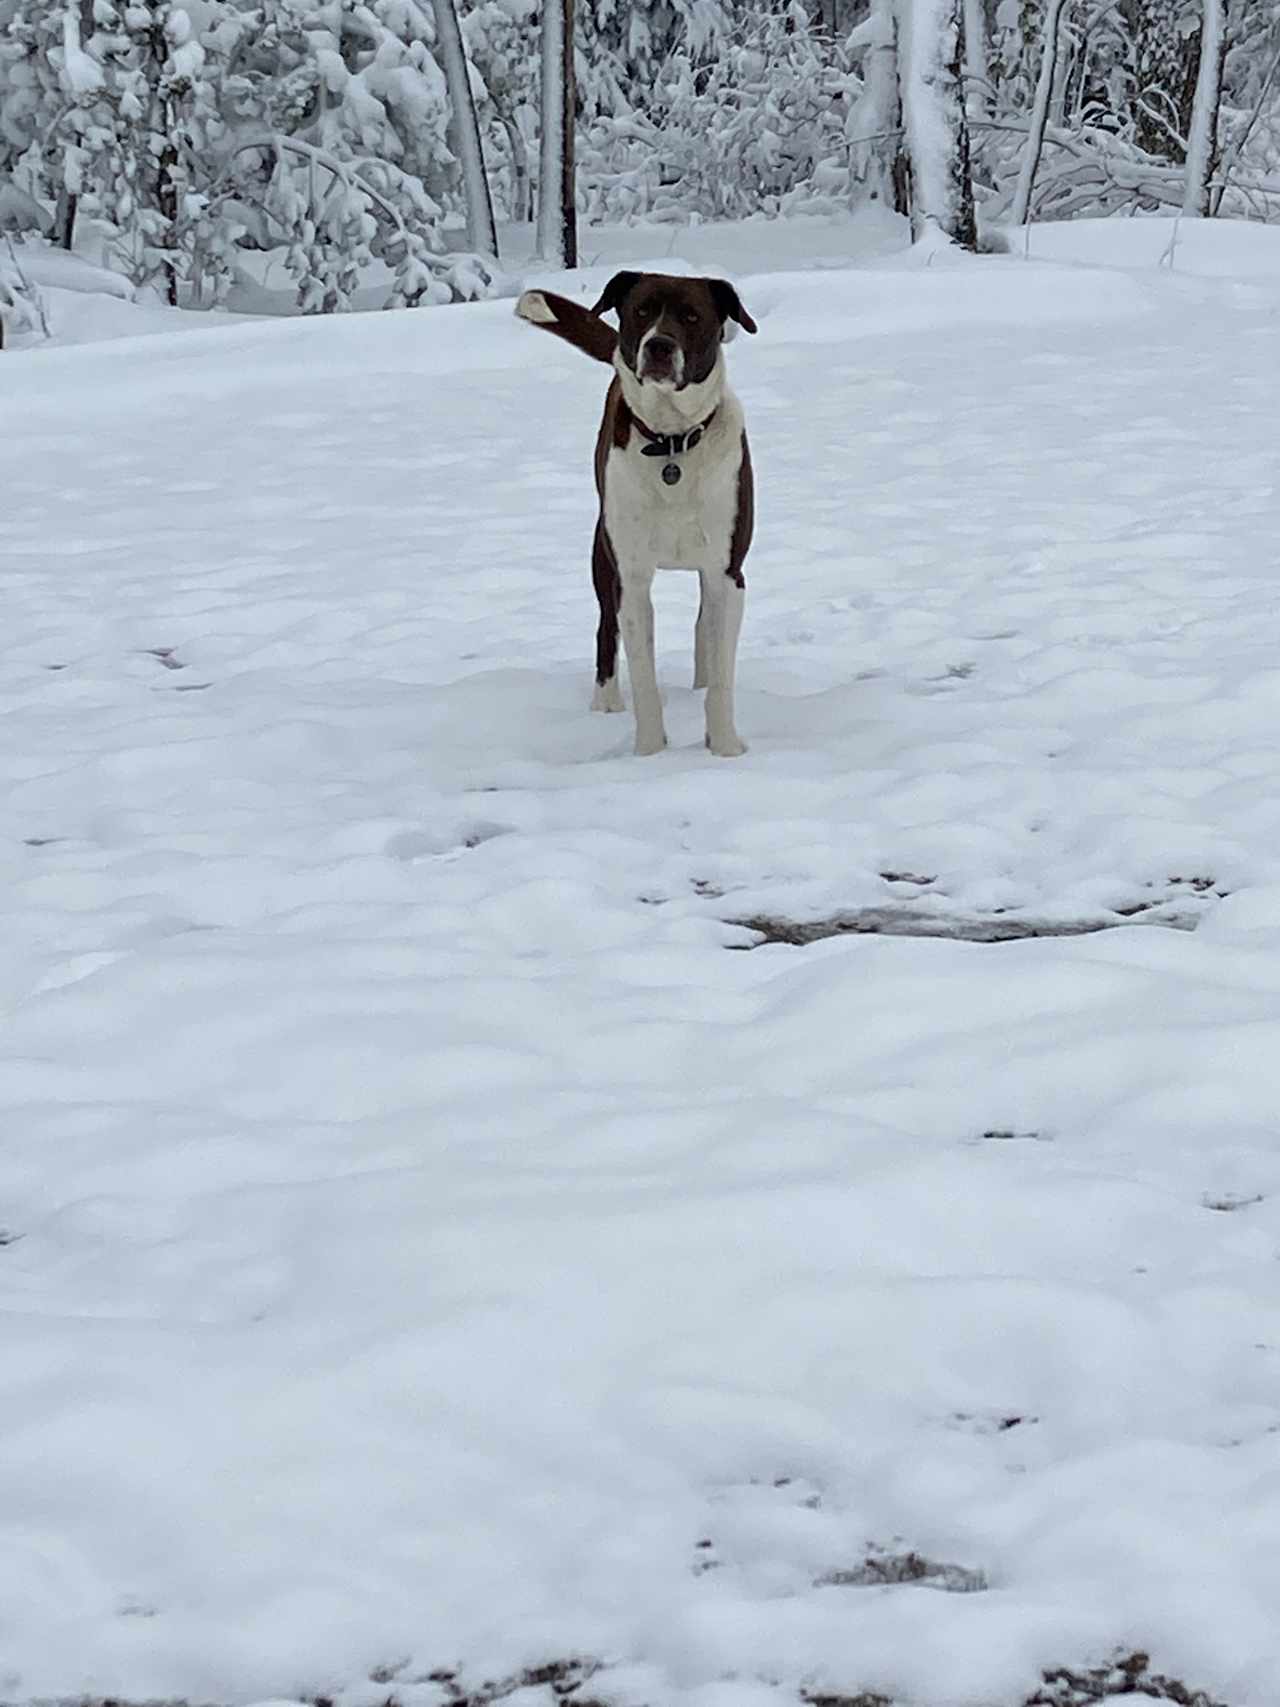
[680,309,699,326]
[635,303,653,320]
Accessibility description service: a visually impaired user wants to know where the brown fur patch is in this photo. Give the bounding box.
[515,289,618,366]
[594,379,632,498]
[592,272,756,388]
[728,434,753,589]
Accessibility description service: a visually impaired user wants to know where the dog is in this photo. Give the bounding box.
[515,270,757,756]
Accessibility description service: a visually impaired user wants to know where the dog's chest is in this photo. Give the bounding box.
[603,431,739,571]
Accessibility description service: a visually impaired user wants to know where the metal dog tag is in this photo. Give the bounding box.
[662,462,682,486]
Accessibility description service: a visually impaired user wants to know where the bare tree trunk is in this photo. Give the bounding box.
[432,0,500,257]
[1183,0,1226,216]
[502,114,531,224]
[1010,0,1071,225]
[899,0,976,249]
[536,0,577,267]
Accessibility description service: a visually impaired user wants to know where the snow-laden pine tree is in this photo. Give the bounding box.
[577,0,732,119]
[0,0,130,246]
[0,231,49,342]
[207,0,497,310]
[579,0,859,223]
[0,0,62,236]
[36,0,221,302]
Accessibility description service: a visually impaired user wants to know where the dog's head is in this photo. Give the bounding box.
[591,271,757,389]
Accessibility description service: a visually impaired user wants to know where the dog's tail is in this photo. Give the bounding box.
[515,289,617,366]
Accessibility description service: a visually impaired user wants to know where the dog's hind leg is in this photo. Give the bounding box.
[591,521,625,712]
[618,563,666,755]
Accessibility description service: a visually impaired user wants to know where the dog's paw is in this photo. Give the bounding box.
[515,290,557,325]
[591,679,625,713]
[706,732,747,758]
[634,730,668,757]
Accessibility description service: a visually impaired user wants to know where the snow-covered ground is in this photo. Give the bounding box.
[4,217,1280,1707]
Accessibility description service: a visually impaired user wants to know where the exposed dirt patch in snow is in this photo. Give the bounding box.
[1023,1650,1229,1706]
[800,1692,891,1707]
[728,904,1204,946]
[815,1550,988,1594]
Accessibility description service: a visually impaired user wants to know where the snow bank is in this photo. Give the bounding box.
[1021,213,1280,279]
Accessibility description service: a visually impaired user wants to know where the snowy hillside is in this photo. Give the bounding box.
[3,220,1280,1707]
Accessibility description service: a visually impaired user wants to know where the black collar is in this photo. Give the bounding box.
[631,407,717,460]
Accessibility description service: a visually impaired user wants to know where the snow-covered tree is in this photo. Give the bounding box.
[1009,0,1072,224]
[201,0,498,310]
[1183,0,1226,214]
[576,0,732,118]
[1211,0,1280,212]
[535,0,575,265]
[1122,0,1200,164]
[0,231,48,342]
[15,0,222,301]
[0,0,64,238]
[461,0,539,223]
[580,0,859,223]
[432,0,498,253]
[899,0,978,247]
[845,0,909,213]
[5,0,1279,319]
[962,0,990,119]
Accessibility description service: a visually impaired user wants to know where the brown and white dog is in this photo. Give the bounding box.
[515,271,757,756]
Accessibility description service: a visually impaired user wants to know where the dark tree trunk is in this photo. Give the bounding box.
[53,191,78,251]
[502,115,531,224]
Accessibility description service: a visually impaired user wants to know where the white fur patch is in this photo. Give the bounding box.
[613,351,724,435]
[601,382,748,756]
[515,290,557,325]
[591,676,625,713]
[637,324,685,387]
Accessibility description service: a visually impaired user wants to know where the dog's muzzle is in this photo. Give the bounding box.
[639,333,681,383]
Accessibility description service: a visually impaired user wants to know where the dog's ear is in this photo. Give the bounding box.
[591,270,642,319]
[707,278,758,335]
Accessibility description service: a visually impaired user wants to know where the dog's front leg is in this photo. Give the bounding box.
[591,521,625,713]
[697,566,747,757]
[693,586,710,690]
[618,564,666,755]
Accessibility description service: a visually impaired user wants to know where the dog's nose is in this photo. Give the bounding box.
[645,335,677,363]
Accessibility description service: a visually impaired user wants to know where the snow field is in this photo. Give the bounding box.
[3,220,1280,1707]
